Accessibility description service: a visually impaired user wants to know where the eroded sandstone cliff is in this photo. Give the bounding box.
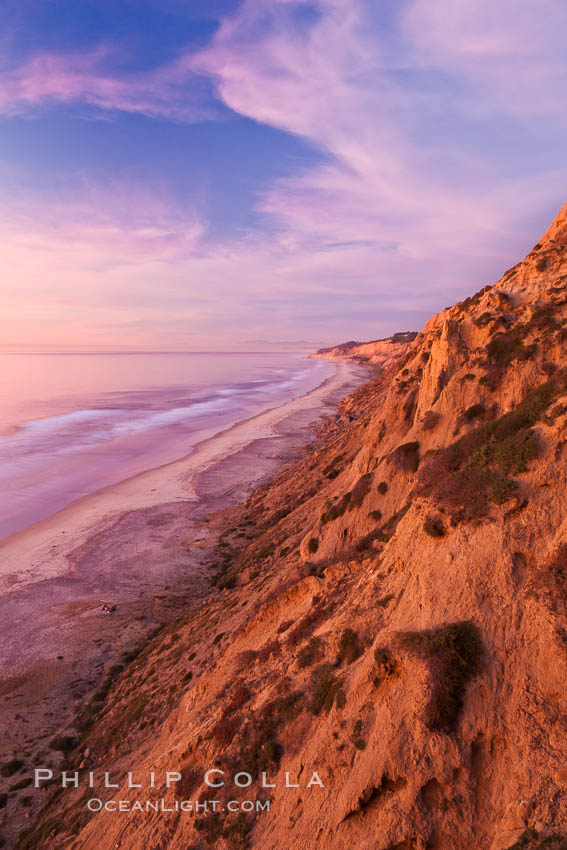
[311,332,417,369]
[21,204,567,850]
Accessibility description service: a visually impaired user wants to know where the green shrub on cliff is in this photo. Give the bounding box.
[418,373,567,521]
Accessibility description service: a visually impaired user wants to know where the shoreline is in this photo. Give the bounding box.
[0,359,361,593]
[0,355,335,542]
[0,359,367,840]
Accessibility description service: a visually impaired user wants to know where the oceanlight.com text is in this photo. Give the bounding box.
[86,798,271,814]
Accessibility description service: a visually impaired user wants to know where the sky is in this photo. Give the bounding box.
[1,0,567,350]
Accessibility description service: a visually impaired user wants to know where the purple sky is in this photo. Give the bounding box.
[1,0,567,349]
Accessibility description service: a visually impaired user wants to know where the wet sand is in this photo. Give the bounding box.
[0,360,366,826]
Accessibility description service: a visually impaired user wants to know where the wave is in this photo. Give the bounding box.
[0,364,325,469]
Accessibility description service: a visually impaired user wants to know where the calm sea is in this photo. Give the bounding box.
[0,351,333,540]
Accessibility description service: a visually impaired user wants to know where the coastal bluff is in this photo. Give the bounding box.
[310,332,417,369]
[18,203,567,850]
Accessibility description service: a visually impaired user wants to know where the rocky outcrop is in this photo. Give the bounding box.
[311,332,418,369]
[20,205,567,850]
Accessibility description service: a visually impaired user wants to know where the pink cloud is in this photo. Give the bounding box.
[0,46,216,120]
[3,0,567,349]
[0,179,436,349]
[402,0,567,116]
[190,0,565,262]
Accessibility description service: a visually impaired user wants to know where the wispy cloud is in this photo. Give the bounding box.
[190,0,567,261]
[2,0,567,347]
[0,46,218,121]
[0,181,432,348]
[403,0,567,115]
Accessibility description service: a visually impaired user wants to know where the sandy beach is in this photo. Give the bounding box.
[0,360,366,819]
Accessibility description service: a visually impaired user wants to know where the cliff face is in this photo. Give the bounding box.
[311,332,418,369]
[24,204,567,850]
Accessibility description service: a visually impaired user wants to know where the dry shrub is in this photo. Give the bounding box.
[349,473,373,509]
[256,639,281,663]
[353,527,385,553]
[308,664,345,714]
[506,829,567,850]
[421,410,441,431]
[297,637,323,669]
[236,650,257,669]
[395,621,483,733]
[227,681,252,713]
[287,600,331,647]
[321,492,351,525]
[417,376,565,521]
[237,690,303,774]
[423,515,446,538]
[532,544,567,615]
[212,714,241,746]
[391,441,420,473]
[463,403,486,422]
[486,332,536,370]
[420,458,517,522]
[336,628,363,665]
[373,647,399,681]
[175,764,202,798]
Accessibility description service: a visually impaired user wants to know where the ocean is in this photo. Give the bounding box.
[0,351,334,540]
